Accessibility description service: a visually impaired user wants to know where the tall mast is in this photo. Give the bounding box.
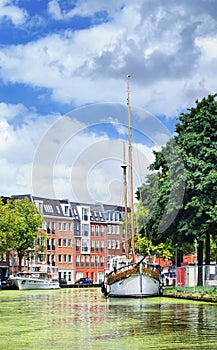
[121,143,129,258]
[127,75,135,261]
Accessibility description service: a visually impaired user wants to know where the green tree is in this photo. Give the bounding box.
[135,234,173,261]
[175,94,217,272]
[0,198,15,254]
[0,197,42,271]
[136,94,217,284]
[136,138,186,261]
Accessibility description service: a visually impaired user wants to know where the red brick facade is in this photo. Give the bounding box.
[0,195,126,285]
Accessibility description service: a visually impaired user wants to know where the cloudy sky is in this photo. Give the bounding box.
[0,0,216,205]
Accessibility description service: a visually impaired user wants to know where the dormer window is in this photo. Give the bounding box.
[35,201,43,213]
[64,206,69,216]
[82,207,88,221]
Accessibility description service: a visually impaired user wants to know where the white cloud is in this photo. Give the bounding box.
[0,1,215,202]
[48,0,126,20]
[0,1,216,119]
[0,0,27,25]
[0,101,172,203]
[0,102,59,196]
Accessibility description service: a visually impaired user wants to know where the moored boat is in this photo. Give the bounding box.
[10,265,60,290]
[102,256,161,297]
[102,76,162,298]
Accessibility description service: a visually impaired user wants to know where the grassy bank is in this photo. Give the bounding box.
[163,286,217,302]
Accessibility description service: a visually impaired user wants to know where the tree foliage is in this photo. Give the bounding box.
[175,95,217,244]
[135,234,173,260]
[0,197,43,270]
[136,94,217,268]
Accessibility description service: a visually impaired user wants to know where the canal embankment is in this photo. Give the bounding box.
[163,286,217,302]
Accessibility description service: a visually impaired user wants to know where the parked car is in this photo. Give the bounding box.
[59,278,67,287]
[75,278,93,285]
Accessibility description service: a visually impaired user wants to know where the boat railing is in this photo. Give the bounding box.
[106,262,160,285]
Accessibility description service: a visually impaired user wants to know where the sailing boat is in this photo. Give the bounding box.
[102,75,162,297]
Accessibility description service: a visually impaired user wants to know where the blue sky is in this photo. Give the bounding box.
[0,0,216,204]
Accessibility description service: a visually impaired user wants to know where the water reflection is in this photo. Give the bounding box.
[0,289,217,349]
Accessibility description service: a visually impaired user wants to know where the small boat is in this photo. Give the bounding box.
[102,76,162,297]
[102,256,161,297]
[10,265,60,290]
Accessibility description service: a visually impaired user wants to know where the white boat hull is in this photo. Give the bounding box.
[11,277,60,290]
[107,274,160,297]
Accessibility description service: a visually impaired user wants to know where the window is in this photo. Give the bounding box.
[82,207,88,221]
[100,256,104,268]
[68,272,71,281]
[108,240,111,249]
[81,239,89,253]
[47,254,50,265]
[76,255,80,267]
[63,223,67,231]
[86,255,89,267]
[63,239,67,247]
[81,255,84,267]
[68,255,72,263]
[116,240,120,249]
[91,240,95,253]
[58,255,62,263]
[68,223,72,231]
[47,221,50,234]
[107,211,112,221]
[52,222,55,233]
[68,239,72,247]
[42,220,46,230]
[58,222,62,230]
[74,222,81,237]
[64,206,69,216]
[51,238,55,250]
[82,223,89,237]
[47,238,51,250]
[100,225,104,237]
[36,201,43,213]
[100,241,104,252]
[107,225,111,234]
[38,253,46,263]
[38,236,46,248]
[96,225,99,236]
[91,225,94,236]
[114,211,120,221]
[51,254,55,265]
[58,238,62,247]
[76,239,80,252]
[64,255,67,263]
[96,240,99,252]
[112,240,115,249]
[91,256,94,268]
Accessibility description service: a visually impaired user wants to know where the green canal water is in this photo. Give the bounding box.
[0,288,217,350]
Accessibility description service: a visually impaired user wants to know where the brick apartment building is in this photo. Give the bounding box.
[103,204,126,269]
[0,195,126,284]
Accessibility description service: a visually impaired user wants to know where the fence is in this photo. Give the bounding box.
[176,264,217,290]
